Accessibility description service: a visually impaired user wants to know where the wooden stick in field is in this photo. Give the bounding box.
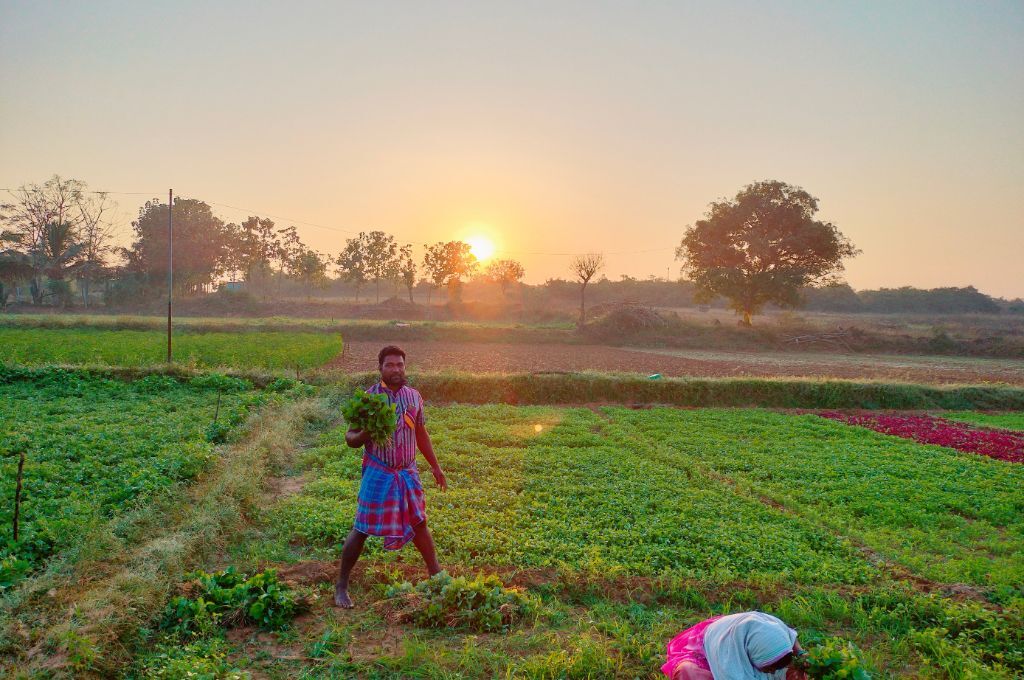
[13,449,25,542]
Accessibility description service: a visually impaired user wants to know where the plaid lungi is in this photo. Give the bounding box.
[353,452,426,550]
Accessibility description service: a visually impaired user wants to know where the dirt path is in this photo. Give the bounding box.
[325,340,1024,385]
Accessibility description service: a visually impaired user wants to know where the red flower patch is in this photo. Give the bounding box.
[812,412,1024,464]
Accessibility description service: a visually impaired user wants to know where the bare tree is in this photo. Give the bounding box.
[570,253,605,324]
[74,191,118,307]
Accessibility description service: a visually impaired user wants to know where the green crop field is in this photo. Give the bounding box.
[0,327,342,369]
[3,369,1022,678]
[0,370,264,588]
[612,408,1024,591]
[942,411,1024,432]
[237,404,1022,679]
[278,407,872,583]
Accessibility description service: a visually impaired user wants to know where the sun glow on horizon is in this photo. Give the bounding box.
[466,234,496,262]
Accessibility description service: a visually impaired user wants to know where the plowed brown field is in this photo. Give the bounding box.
[325,340,1024,385]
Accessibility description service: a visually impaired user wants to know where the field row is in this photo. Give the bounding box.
[0,371,298,589]
[253,404,1023,677]
[4,376,1023,677]
[280,406,1023,593]
[5,324,1024,389]
[0,327,342,369]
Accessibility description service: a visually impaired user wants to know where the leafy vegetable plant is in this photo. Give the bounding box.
[795,637,871,679]
[341,388,397,447]
[383,572,536,632]
[160,567,301,637]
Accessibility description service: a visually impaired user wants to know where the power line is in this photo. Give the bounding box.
[1,188,160,196]
[211,199,676,256]
[206,200,365,238]
[495,247,675,256]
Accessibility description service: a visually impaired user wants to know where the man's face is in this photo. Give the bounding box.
[380,354,406,388]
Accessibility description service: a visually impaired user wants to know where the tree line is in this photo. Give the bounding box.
[5,176,1019,322]
[0,175,531,310]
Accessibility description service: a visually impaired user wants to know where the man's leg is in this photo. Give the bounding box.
[334,527,368,608]
[411,520,441,576]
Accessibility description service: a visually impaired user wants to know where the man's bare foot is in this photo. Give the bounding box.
[334,583,354,609]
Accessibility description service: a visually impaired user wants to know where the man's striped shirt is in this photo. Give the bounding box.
[364,381,425,469]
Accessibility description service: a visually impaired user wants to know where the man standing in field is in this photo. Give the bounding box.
[334,345,448,608]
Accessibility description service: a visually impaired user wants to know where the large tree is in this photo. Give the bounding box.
[422,241,477,305]
[31,222,86,307]
[275,225,303,299]
[225,216,280,301]
[0,232,33,309]
[127,197,230,295]
[361,230,399,304]
[570,253,604,324]
[396,244,417,303]
[0,175,88,304]
[290,247,329,301]
[676,180,858,325]
[485,258,525,298]
[335,234,370,302]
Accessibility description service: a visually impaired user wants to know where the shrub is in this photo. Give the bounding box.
[160,567,301,637]
[205,421,231,444]
[0,553,32,590]
[265,376,299,392]
[795,636,871,679]
[135,637,246,679]
[133,374,183,393]
[382,572,536,632]
[189,373,253,392]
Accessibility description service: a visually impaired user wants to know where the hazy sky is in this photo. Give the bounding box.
[2,1,1022,296]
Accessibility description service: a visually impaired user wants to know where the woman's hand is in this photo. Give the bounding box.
[785,667,808,680]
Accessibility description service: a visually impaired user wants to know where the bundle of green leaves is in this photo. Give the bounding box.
[341,388,397,447]
[383,572,537,632]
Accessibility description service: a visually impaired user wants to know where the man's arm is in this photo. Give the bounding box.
[415,425,447,491]
[346,429,371,448]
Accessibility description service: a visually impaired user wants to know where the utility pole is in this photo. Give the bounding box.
[167,189,173,363]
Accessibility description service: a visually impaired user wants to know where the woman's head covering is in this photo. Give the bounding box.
[702,611,797,679]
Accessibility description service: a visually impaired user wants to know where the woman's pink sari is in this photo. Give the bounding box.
[661,616,723,677]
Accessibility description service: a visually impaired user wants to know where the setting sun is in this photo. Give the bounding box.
[466,235,495,262]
